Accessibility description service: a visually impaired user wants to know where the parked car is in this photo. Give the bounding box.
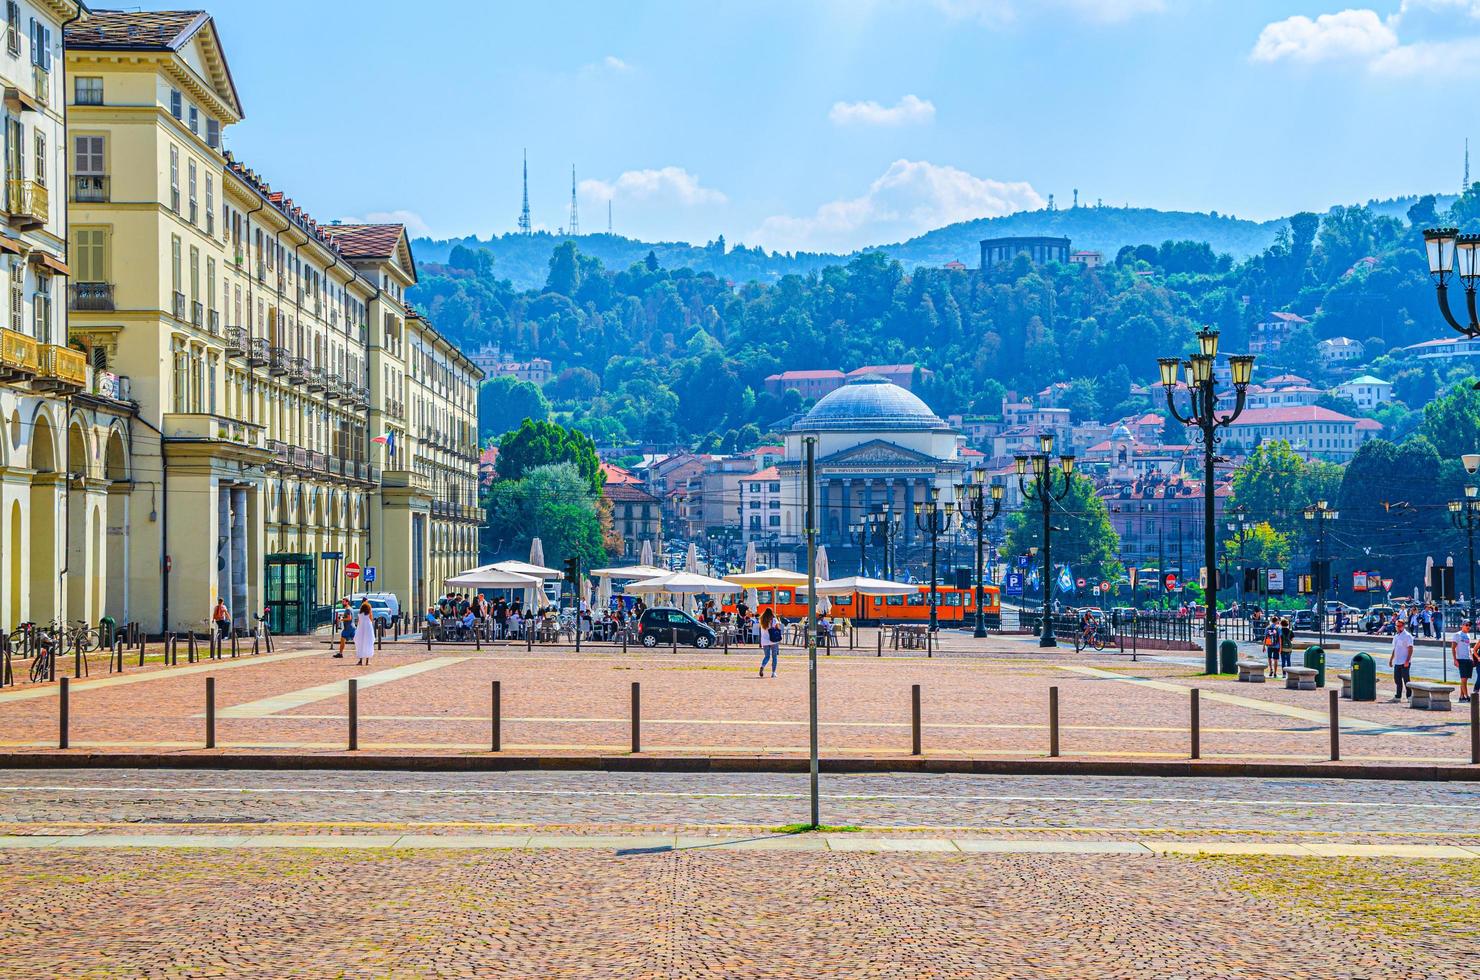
[1110,607,1137,626]
[344,593,397,628]
[1291,609,1318,630]
[637,607,717,649]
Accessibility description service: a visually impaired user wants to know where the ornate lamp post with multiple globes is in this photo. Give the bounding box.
[865,505,900,580]
[1421,228,1480,336]
[1016,434,1075,648]
[956,470,1005,638]
[912,488,958,632]
[1156,327,1256,674]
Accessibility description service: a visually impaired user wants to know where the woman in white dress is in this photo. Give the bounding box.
[354,600,376,666]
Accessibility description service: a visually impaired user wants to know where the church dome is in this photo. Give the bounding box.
[1110,424,1133,441]
[793,375,949,432]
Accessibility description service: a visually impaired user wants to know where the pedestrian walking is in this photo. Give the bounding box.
[354,600,376,666]
[1279,617,1295,674]
[1263,618,1282,678]
[759,608,782,678]
[334,597,354,658]
[1421,604,1433,638]
[1452,619,1474,703]
[212,597,231,641]
[1434,604,1445,638]
[1388,618,1414,702]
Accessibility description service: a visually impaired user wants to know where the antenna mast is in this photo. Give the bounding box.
[518,149,532,235]
[569,165,579,236]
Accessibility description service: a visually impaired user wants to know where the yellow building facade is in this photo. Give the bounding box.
[0,0,135,636]
[63,10,479,633]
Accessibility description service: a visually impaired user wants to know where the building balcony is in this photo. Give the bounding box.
[309,450,326,473]
[287,354,308,384]
[7,178,48,229]
[171,291,186,321]
[268,346,289,376]
[162,413,265,452]
[0,326,39,381]
[223,325,247,356]
[291,446,309,471]
[354,383,370,408]
[72,175,109,204]
[68,282,114,312]
[246,336,269,366]
[381,468,431,494]
[322,375,342,401]
[32,345,86,393]
[305,366,326,391]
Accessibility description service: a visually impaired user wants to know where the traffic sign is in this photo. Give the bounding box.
[1076,578,1086,588]
[1165,573,1177,591]
[1100,581,1111,593]
[364,566,376,584]
[321,551,343,560]
[1381,577,1394,592]
[346,562,362,580]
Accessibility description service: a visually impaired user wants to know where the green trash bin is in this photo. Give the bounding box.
[1350,652,1377,701]
[98,616,116,649]
[1219,638,1239,674]
[1303,645,1325,688]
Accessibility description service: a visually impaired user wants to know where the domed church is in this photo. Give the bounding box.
[774,375,967,569]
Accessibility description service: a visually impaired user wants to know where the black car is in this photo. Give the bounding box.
[637,607,717,649]
[1292,609,1318,630]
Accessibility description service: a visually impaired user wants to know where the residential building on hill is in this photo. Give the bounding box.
[1317,336,1364,365]
[1330,375,1394,411]
[469,343,550,386]
[1249,312,1308,355]
[1223,406,1380,462]
[606,482,661,560]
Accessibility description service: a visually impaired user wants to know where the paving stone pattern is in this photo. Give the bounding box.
[0,846,1471,978]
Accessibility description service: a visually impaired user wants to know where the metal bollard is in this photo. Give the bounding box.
[58,677,69,749]
[139,638,147,668]
[187,632,198,664]
[1190,688,1200,760]
[622,630,628,653]
[231,632,239,658]
[722,630,728,655]
[377,622,385,651]
[927,630,933,659]
[348,678,359,751]
[631,681,641,753]
[475,624,481,651]
[1471,695,1479,766]
[526,628,532,652]
[491,680,502,753]
[671,626,677,654]
[206,677,216,749]
[1049,686,1060,758]
[1330,688,1341,762]
[911,683,922,756]
[877,629,882,658]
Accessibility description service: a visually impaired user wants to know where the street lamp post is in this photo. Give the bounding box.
[1421,228,1480,336]
[912,488,957,632]
[868,505,900,580]
[1017,433,1076,648]
[1448,485,1480,643]
[1157,327,1256,673]
[1226,505,1253,613]
[956,470,1005,638]
[1303,500,1338,648]
[850,517,870,577]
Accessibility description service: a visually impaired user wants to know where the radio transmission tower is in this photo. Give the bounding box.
[568,166,580,236]
[517,149,532,235]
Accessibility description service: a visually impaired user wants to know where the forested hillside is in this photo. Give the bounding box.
[411,190,1480,451]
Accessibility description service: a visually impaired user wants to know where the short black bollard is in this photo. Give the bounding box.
[377,622,385,651]
[631,681,641,753]
[1330,688,1341,762]
[877,629,882,657]
[58,677,69,749]
[526,629,532,652]
[187,632,198,664]
[491,680,502,753]
[139,639,146,668]
[911,683,921,756]
[622,631,628,653]
[670,626,677,654]
[722,630,728,655]
[206,677,216,749]
[926,630,933,659]
[1190,688,1200,760]
[1049,686,1060,758]
[348,678,359,751]
[426,627,433,651]
[475,624,481,651]
[231,631,239,658]
[1471,695,1479,765]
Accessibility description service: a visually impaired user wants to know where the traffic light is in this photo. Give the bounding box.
[562,556,580,589]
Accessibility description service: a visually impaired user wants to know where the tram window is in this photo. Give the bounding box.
[776,589,792,604]
[945,593,962,606]
[907,593,925,606]
[886,594,904,606]
[758,590,773,603]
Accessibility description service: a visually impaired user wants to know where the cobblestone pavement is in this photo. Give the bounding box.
[3,769,1479,843]
[1,636,1475,765]
[1,844,1475,978]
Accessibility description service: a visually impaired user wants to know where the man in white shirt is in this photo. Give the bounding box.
[1452,619,1473,704]
[1389,619,1415,702]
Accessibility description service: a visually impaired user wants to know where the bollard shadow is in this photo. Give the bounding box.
[615,833,803,857]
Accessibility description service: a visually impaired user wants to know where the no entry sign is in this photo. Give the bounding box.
[346,562,362,580]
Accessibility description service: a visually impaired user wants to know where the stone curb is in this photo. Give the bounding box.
[0,752,1477,781]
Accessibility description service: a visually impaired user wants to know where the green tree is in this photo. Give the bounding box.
[478,376,549,442]
[1419,381,1480,460]
[1229,440,1312,538]
[1224,521,1290,569]
[546,240,582,296]
[1004,474,1120,580]
[495,418,603,493]
[484,463,609,568]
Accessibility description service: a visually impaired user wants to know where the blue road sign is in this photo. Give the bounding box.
[364,566,377,584]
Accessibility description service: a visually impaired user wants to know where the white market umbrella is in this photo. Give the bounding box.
[687,541,700,574]
[589,564,669,580]
[814,576,916,596]
[815,545,831,583]
[529,537,545,569]
[640,539,654,567]
[625,571,743,597]
[725,569,809,588]
[492,559,562,579]
[743,541,757,574]
[446,567,542,590]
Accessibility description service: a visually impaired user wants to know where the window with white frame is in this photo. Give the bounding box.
[74,76,103,105]
[32,273,51,343]
[169,89,182,119]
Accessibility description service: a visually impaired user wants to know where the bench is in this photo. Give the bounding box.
[1237,660,1267,683]
[1284,666,1318,691]
[1338,672,1352,699]
[1409,682,1456,711]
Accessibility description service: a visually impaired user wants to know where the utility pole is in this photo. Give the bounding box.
[804,436,819,828]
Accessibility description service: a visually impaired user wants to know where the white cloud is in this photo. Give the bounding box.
[829,94,936,127]
[1250,9,1397,63]
[602,55,632,71]
[579,167,727,208]
[750,159,1044,254]
[340,209,433,239]
[580,54,634,75]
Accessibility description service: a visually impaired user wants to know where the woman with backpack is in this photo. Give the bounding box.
[759,608,783,678]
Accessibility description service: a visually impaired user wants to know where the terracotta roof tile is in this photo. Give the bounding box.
[605,483,660,503]
[323,223,404,260]
[65,10,206,50]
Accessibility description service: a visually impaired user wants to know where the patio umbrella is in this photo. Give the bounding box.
[640,539,654,567]
[529,537,545,569]
[743,541,757,573]
[814,576,916,596]
[687,541,700,574]
[446,567,543,590]
[624,571,742,599]
[725,569,810,588]
[815,545,830,583]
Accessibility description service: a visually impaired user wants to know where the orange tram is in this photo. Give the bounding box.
[728,585,1001,627]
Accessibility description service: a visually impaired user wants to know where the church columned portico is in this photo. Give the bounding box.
[775,375,966,574]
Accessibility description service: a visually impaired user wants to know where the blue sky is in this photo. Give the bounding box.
[154,0,1478,251]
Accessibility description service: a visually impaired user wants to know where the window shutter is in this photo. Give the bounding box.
[41,26,50,70]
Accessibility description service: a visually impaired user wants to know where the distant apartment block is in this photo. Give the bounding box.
[470,344,551,386]
[980,236,1072,269]
[1225,406,1380,462]
[1249,311,1308,355]
[1317,336,1364,366]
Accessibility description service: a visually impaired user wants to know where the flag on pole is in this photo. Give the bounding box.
[371,430,397,458]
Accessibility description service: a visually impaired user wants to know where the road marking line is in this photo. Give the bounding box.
[1057,664,1427,735]
[0,648,322,705]
[217,657,469,718]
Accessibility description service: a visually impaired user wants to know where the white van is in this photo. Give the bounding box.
[346,592,401,625]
